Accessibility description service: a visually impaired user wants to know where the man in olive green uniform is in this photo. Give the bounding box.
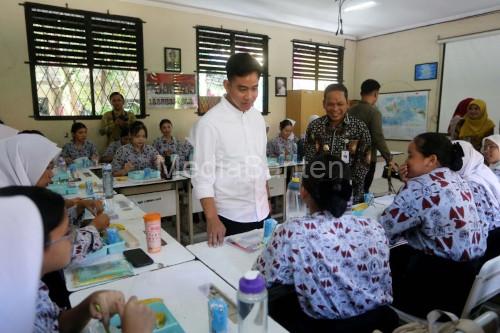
[348,79,394,192]
[100,92,136,145]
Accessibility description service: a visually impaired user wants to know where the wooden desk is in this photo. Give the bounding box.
[69,261,287,332]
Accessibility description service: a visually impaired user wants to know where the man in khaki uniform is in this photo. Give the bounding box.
[100,92,136,145]
[348,79,394,193]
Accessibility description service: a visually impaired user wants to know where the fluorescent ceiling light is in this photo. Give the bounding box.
[344,1,377,12]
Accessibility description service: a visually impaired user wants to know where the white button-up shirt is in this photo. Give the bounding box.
[192,96,270,222]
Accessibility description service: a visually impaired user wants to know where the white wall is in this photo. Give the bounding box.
[354,11,500,158]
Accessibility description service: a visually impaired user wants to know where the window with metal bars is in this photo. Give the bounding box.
[24,2,145,119]
[196,26,269,115]
[292,40,344,91]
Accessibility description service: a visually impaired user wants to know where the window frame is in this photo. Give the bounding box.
[292,39,344,90]
[195,25,269,115]
[24,2,146,120]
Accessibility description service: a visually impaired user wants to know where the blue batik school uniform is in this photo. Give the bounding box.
[254,211,392,320]
[112,143,159,172]
[61,140,97,161]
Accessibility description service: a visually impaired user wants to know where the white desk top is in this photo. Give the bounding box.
[187,231,263,289]
[108,194,144,220]
[113,174,187,189]
[64,195,194,292]
[70,261,287,333]
[187,195,395,290]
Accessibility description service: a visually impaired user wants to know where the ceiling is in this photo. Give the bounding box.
[132,0,500,39]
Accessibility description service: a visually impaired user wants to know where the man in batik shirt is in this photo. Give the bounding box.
[304,84,371,203]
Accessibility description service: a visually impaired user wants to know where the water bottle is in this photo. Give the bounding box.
[237,271,267,333]
[208,297,228,333]
[278,153,285,165]
[58,156,67,173]
[286,174,307,220]
[102,164,114,199]
[69,164,77,180]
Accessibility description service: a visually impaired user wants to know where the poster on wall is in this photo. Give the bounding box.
[146,73,197,109]
[376,90,429,140]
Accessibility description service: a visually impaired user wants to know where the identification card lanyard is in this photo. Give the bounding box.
[341,138,350,164]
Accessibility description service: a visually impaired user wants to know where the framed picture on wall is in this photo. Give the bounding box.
[414,62,438,81]
[275,77,287,96]
[164,47,181,72]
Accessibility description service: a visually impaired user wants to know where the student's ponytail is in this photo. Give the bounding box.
[449,142,465,171]
[303,154,352,218]
[414,132,463,171]
[323,179,352,217]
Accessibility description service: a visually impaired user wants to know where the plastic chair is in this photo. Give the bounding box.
[469,311,498,333]
[461,255,500,318]
[392,255,500,326]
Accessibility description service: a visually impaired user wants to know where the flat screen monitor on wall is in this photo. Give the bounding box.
[438,32,500,134]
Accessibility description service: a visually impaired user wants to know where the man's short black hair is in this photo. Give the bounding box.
[360,79,380,95]
[323,83,348,101]
[225,53,262,81]
[109,91,124,101]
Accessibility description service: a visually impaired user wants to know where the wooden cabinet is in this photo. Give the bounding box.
[286,90,324,137]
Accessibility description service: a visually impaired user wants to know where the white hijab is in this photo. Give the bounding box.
[0,124,18,139]
[0,134,61,187]
[0,195,44,333]
[482,134,500,151]
[286,118,296,141]
[455,140,500,207]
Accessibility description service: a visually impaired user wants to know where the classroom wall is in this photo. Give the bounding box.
[354,11,500,157]
[0,0,355,151]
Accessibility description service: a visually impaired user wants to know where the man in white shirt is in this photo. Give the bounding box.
[192,53,270,247]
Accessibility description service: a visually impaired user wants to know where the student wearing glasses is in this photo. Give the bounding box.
[482,134,500,181]
[0,133,109,261]
[0,186,155,333]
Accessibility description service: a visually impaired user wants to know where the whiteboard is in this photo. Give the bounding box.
[438,33,500,133]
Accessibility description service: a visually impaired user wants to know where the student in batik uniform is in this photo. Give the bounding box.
[381,132,488,317]
[454,140,500,232]
[61,122,98,164]
[153,119,180,158]
[0,133,109,261]
[101,126,131,163]
[254,155,397,333]
[267,119,297,160]
[112,121,161,176]
[461,137,500,261]
[482,134,500,182]
[177,139,193,171]
[0,187,155,333]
